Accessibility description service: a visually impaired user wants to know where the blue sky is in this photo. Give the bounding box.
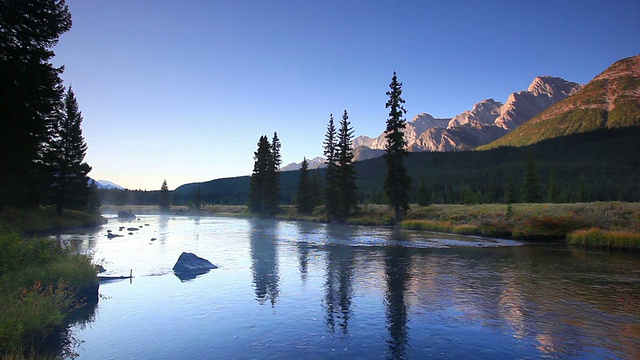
[53,0,640,190]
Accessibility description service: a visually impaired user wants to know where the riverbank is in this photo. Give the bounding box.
[0,207,105,234]
[101,202,640,249]
[0,208,101,358]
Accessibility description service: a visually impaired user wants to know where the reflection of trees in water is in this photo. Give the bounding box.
[249,219,280,306]
[294,222,317,284]
[384,245,411,360]
[297,241,310,283]
[323,244,355,336]
[158,214,169,245]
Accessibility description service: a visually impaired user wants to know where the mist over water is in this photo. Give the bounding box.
[58,216,640,359]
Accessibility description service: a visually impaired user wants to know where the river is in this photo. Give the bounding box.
[56,215,640,359]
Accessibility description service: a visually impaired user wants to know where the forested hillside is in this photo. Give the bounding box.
[161,127,640,206]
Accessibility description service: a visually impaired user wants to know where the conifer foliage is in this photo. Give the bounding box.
[521,154,542,203]
[384,72,412,223]
[336,110,358,219]
[159,180,170,211]
[47,86,92,215]
[0,0,72,209]
[296,158,315,215]
[249,133,281,215]
[323,112,358,222]
[323,114,340,220]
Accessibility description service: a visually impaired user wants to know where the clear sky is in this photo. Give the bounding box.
[52,0,640,190]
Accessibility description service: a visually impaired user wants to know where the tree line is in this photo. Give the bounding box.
[248,71,414,223]
[1,1,95,215]
[102,125,638,208]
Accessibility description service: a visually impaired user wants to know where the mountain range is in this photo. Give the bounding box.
[283,73,585,169]
[481,54,640,148]
[281,156,326,172]
[353,76,582,156]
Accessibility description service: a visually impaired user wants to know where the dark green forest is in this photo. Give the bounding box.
[104,126,639,206]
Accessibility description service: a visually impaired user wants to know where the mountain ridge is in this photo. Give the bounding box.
[353,75,581,154]
[481,54,640,149]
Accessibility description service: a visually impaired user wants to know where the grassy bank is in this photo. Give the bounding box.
[0,207,105,234]
[567,228,640,250]
[0,207,101,358]
[277,202,640,249]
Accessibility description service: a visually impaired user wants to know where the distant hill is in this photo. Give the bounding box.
[174,127,640,205]
[481,54,640,149]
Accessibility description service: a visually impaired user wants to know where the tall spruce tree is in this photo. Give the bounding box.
[296,158,315,215]
[263,132,282,215]
[336,110,358,220]
[159,179,170,211]
[323,114,340,221]
[384,72,411,223]
[47,86,91,215]
[0,0,72,209]
[249,135,272,214]
[521,154,542,203]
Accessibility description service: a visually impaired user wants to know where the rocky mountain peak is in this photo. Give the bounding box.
[447,98,503,128]
[482,54,640,149]
[527,76,582,99]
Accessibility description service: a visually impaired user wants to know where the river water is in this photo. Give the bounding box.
[57,215,640,359]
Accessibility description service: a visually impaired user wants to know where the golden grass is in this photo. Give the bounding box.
[567,228,640,250]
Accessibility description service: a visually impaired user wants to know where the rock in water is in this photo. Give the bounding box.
[172,252,218,273]
[118,211,136,219]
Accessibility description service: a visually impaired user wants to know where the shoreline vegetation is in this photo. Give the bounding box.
[104,201,640,250]
[0,208,101,359]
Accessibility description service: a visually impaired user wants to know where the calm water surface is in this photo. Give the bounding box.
[57,215,640,359]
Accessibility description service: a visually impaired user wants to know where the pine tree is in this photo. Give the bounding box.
[384,71,412,223]
[323,114,340,221]
[87,180,101,215]
[335,110,358,220]
[264,132,281,215]
[47,86,92,215]
[417,177,431,207]
[521,154,542,203]
[249,135,272,214]
[0,0,72,209]
[578,176,589,203]
[310,170,323,209]
[159,179,170,211]
[547,170,558,203]
[296,158,315,215]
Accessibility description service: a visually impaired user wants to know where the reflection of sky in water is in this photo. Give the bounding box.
[57,215,640,359]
